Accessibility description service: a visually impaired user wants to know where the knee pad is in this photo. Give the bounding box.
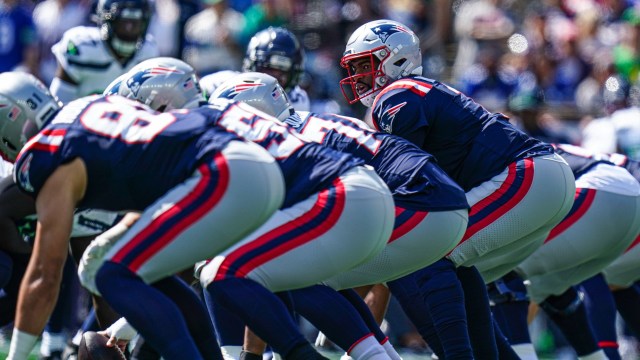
[540,287,584,316]
[488,272,529,306]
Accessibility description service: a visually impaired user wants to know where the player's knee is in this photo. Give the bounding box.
[487,271,529,306]
[539,287,583,316]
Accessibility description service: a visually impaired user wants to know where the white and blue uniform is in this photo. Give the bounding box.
[370,76,576,282]
[285,111,468,289]
[51,26,159,98]
[515,144,640,303]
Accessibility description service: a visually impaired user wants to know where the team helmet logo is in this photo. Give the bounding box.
[218,83,265,100]
[126,67,185,97]
[370,24,411,43]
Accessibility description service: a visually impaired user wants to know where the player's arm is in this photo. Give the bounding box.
[8,158,87,360]
[50,66,80,105]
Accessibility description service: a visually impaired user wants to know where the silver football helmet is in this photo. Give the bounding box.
[340,19,422,107]
[210,72,295,121]
[0,72,60,162]
[109,57,203,111]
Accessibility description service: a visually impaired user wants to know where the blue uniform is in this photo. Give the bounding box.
[15,95,240,211]
[286,111,468,212]
[206,99,363,208]
[371,76,553,191]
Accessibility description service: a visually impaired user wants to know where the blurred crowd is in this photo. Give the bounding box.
[5,0,640,147]
[3,0,640,358]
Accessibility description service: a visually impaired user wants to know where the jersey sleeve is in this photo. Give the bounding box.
[372,89,429,147]
[13,148,60,198]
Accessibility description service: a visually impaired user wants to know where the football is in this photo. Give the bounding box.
[77,331,125,360]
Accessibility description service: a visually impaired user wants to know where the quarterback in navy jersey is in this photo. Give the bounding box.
[8,94,287,360]
[340,19,577,359]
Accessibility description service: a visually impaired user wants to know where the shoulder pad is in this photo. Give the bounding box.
[52,27,112,82]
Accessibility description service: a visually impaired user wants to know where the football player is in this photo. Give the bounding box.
[49,0,159,104]
[340,19,576,359]
[212,72,472,360]
[0,72,123,358]
[94,57,396,360]
[493,144,640,360]
[200,26,310,112]
[6,89,287,359]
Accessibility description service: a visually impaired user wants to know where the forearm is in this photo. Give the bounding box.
[14,260,64,334]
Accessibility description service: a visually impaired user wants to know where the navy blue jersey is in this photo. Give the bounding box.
[285,112,469,211]
[205,99,363,208]
[371,76,553,191]
[553,144,615,179]
[14,95,240,211]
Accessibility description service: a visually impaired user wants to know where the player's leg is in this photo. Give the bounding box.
[388,259,473,360]
[457,265,501,360]
[539,286,607,359]
[97,143,285,360]
[203,290,245,359]
[0,250,11,289]
[580,274,622,360]
[0,251,29,327]
[612,283,640,337]
[451,155,576,282]
[291,285,389,359]
[200,166,394,360]
[489,271,537,359]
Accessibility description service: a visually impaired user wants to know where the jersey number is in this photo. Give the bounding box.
[80,98,176,143]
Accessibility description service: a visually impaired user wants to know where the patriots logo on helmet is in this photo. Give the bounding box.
[126,67,185,97]
[218,83,265,99]
[370,24,411,43]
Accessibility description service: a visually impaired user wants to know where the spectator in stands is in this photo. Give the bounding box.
[0,0,39,75]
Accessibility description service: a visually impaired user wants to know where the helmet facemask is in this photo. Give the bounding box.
[339,46,391,107]
[340,19,423,108]
[99,0,151,58]
[242,27,304,92]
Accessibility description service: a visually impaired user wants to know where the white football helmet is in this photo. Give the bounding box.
[107,57,203,111]
[210,72,295,121]
[340,19,422,107]
[0,72,60,162]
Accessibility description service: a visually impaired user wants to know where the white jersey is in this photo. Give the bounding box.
[200,71,311,111]
[0,159,120,238]
[51,26,159,97]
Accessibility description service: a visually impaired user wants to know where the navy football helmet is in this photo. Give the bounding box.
[97,0,152,58]
[242,27,304,91]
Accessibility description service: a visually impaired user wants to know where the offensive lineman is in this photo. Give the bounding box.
[6,92,286,359]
